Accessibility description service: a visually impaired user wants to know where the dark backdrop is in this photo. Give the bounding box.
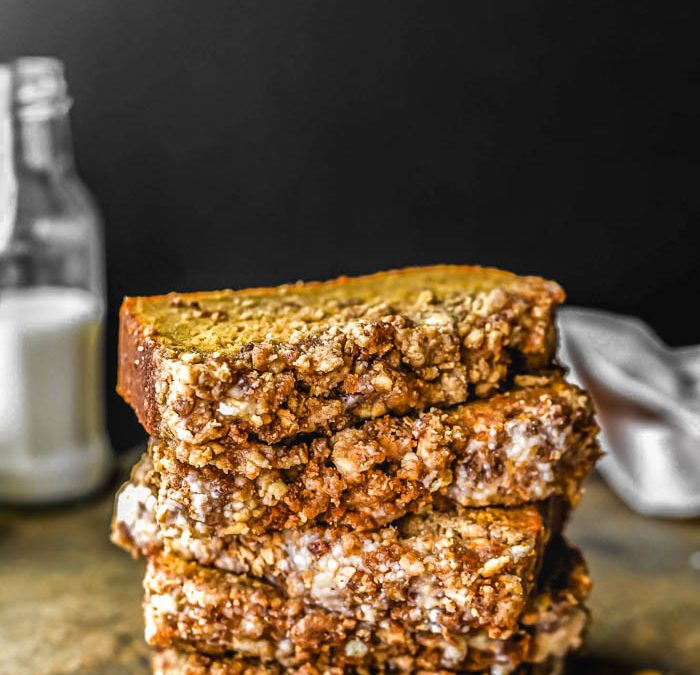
[2,1,699,452]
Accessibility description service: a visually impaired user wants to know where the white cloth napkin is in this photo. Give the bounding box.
[558,307,700,517]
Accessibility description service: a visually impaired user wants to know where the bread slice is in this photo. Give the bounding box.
[111,373,599,543]
[143,539,589,672]
[114,467,558,640]
[118,266,564,448]
[152,648,566,674]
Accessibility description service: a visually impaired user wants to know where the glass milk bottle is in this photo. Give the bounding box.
[0,58,112,503]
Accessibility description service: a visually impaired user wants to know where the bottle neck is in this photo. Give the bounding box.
[13,112,75,174]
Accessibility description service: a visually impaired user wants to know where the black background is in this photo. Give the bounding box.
[2,1,699,452]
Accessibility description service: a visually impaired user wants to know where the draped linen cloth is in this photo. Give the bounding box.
[558,307,700,517]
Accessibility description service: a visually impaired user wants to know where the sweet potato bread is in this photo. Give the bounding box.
[144,540,589,673]
[114,470,558,640]
[113,372,598,539]
[152,648,566,675]
[118,266,564,449]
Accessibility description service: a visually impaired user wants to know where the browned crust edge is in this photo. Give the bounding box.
[118,302,159,433]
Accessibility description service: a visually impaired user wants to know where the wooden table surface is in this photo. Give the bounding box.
[1,467,698,675]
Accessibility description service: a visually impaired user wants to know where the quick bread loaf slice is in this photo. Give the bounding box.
[152,648,567,674]
[143,540,589,673]
[114,475,558,640]
[118,266,564,449]
[112,372,599,537]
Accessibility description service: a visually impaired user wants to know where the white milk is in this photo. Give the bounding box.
[0,286,112,502]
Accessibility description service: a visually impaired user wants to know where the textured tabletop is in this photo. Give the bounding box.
[0,468,698,675]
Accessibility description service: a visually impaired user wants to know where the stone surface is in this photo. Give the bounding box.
[567,477,700,675]
[0,473,150,675]
[0,467,698,674]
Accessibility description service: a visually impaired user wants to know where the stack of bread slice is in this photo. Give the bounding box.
[111,266,600,674]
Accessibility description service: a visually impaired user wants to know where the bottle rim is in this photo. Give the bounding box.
[7,57,73,122]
